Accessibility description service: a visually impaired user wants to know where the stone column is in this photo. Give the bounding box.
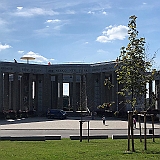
[4,73,9,110]
[42,74,51,111]
[36,74,43,112]
[21,73,30,111]
[28,74,33,111]
[9,76,12,109]
[80,74,87,110]
[76,82,80,110]
[51,75,58,109]
[112,71,117,111]
[17,74,20,111]
[149,80,153,107]
[100,72,105,104]
[34,75,38,111]
[94,73,101,107]
[0,72,3,112]
[155,80,160,110]
[72,74,77,111]
[104,73,110,105]
[20,75,24,111]
[57,74,63,109]
[86,73,94,112]
[69,82,73,111]
[13,73,19,111]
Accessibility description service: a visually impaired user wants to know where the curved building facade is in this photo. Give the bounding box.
[0,61,159,115]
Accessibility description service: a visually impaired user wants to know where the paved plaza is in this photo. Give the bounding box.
[0,116,159,130]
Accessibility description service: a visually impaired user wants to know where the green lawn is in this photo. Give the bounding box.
[0,138,160,160]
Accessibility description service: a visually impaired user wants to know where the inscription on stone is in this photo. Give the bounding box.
[21,68,29,72]
[31,68,41,73]
[1,67,13,72]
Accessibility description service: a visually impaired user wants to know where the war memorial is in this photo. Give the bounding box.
[0,61,160,116]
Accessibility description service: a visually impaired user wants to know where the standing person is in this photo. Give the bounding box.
[133,117,136,128]
[102,115,105,125]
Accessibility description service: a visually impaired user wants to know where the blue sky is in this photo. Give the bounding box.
[0,0,160,69]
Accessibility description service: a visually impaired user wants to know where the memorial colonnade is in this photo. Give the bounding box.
[0,62,117,115]
[0,62,159,115]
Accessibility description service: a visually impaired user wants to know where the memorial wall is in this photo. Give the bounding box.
[0,61,159,115]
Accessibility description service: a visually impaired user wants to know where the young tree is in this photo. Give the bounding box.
[115,15,156,152]
[115,15,155,111]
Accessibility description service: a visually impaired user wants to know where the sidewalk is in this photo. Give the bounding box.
[0,117,159,130]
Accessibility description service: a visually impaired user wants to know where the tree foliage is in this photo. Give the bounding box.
[115,15,156,109]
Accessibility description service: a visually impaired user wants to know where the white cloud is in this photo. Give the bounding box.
[35,19,69,37]
[102,11,107,15]
[14,7,59,17]
[0,43,11,51]
[96,25,128,43]
[18,50,24,54]
[46,19,61,23]
[88,11,95,14]
[21,51,54,64]
[35,25,62,36]
[17,7,23,10]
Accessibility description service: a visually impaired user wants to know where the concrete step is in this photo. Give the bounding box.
[0,135,62,141]
[70,135,108,140]
[112,134,160,139]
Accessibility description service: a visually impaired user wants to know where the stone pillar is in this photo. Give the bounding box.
[42,74,51,111]
[72,74,77,111]
[112,71,117,111]
[57,74,63,109]
[36,74,43,112]
[51,75,58,109]
[80,74,87,110]
[21,73,30,111]
[69,82,73,111]
[28,74,33,111]
[104,73,110,105]
[76,82,80,110]
[70,74,81,112]
[13,73,19,111]
[9,76,12,109]
[0,72,3,112]
[155,80,160,110]
[20,75,24,110]
[94,73,101,108]
[149,81,153,107]
[34,76,38,111]
[17,76,21,111]
[100,72,105,104]
[86,73,94,111]
[4,73,9,110]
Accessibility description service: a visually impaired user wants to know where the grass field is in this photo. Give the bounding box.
[0,138,160,160]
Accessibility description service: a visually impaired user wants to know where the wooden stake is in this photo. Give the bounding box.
[151,115,155,142]
[130,112,135,152]
[144,112,147,150]
[138,115,142,142]
[127,111,131,151]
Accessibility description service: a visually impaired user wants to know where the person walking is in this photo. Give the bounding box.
[133,117,136,129]
[102,115,106,125]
